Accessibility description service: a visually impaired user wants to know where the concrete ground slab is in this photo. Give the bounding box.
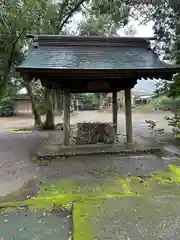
[0,131,48,197]
[73,196,180,240]
[0,209,71,240]
[35,154,168,188]
[36,131,161,158]
[4,152,171,203]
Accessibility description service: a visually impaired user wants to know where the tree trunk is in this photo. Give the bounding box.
[43,88,55,130]
[25,81,42,127]
[52,90,56,114]
[57,90,63,115]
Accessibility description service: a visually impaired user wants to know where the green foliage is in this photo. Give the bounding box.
[168,74,180,98]
[79,0,130,36]
[137,1,179,57]
[145,119,164,135]
[0,97,14,117]
[0,0,49,98]
[164,99,180,140]
[91,0,129,24]
[137,1,180,114]
[151,96,168,109]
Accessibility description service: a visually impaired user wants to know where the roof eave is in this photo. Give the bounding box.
[26,34,156,42]
[15,66,180,82]
[16,66,180,72]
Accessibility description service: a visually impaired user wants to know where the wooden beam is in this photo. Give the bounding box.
[125,88,133,143]
[63,89,70,145]
[112,91,117,133]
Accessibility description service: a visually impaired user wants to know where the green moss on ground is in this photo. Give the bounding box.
[9,128,32,134]
[1,164,180,209]
[73,202,95,240]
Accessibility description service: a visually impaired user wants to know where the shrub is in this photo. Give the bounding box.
[164,99,180,142]
[152,96,175,110]
[145,119,164,135]
[0,98,15,117]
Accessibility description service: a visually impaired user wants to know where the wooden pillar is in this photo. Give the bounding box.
[125,88,133,143]
[112,91,117,133]
[99,93,104,109]
[63,89,70,145]
[76,100,79,112]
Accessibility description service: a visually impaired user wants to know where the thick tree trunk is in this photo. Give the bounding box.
[57,90,63,115]
[43,88,55,130]
[25,81,42,127]
[44,109,54,129]
[52,90,57,113]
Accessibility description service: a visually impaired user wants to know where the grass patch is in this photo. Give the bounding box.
[9,128,32,134]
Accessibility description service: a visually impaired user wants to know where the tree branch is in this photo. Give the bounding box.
[81,3,89,14]
[0,28,26,96]
[58,0,69,26]
[58,0,87,33]
[0,14,11,34]
[7,28,26,73]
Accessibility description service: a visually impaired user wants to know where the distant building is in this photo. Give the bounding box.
[106,88,154,108]
[132,88,155,105]
[12,94,32,116]
[117,91,136,106]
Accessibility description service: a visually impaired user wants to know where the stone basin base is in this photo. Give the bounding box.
[75,122,116,145]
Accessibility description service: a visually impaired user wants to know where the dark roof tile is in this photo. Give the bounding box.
[19,45,168,70]
[16,35,180,74]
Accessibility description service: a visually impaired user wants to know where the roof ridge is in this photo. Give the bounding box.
[31,35,154,48]
[36,35,155,40]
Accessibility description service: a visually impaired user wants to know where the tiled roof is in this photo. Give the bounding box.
[19,46,168,70]
[17,35,177,71]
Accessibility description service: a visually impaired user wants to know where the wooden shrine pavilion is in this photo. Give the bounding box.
[16,35,180,148]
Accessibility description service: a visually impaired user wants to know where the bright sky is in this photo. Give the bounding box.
[120,20,154,37]
[69,12,154,37]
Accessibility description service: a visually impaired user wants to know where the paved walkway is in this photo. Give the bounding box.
[2,152,179,240]
[0,130,48,197]
[74,196,180,240]
[0,210,70,240]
